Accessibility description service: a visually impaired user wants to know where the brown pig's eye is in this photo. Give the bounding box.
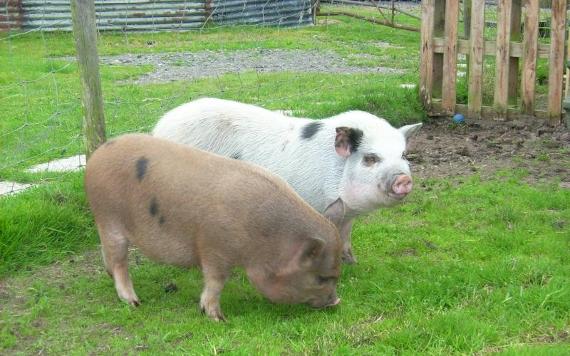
[317,276,336,284]
[363,154,380,166]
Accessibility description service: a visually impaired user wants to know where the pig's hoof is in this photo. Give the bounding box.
[200,304,226,322]
[130,299,141,307]
[342,251,357,264]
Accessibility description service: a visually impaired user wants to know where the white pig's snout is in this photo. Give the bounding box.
[387,174,413,199]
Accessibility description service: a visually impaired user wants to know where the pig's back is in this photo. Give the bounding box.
[152,98,340,212]
[85,134,325,267]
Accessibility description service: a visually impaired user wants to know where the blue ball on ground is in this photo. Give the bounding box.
[452,113,465,124]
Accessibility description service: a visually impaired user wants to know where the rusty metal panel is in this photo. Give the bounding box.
[18,0,312,31]
[211,0,313,27]
[1,0,23,31]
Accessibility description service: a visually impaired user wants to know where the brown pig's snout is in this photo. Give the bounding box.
[311,294,341,309]
[327,296,341,307]
[390,174,413,197]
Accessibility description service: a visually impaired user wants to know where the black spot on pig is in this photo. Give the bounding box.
[136,157,149,182]
[159,216,166,225]
[301,121,323,140]
[230,152,241,160]
[349,128,363,152]
[149,197,159,217]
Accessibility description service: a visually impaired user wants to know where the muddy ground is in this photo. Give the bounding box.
[407,117,570,187]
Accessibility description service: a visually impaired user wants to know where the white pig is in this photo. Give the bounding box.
[153,98,422,263]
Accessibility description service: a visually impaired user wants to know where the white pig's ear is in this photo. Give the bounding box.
[335,127,363,157]
[399,123,422,141]
[323,198,345,229]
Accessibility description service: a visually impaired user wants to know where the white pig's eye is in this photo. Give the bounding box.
[363,154,380,166]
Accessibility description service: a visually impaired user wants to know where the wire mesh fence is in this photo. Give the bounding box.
[0,0,449,197]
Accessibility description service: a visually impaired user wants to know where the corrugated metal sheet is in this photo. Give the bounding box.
[21,0,206,31]
[14,0,313,32]
[212,0,313,27]
[0,0,23,31]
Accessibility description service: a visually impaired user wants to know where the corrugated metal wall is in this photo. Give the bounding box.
[21,0,206,31]
[212,0,313,27]
[2,0,313,32]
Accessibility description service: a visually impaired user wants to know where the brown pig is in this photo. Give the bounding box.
[85,134,344,321]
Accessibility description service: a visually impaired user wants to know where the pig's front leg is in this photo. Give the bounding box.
[340,219,356,264]
[200,266,229,321]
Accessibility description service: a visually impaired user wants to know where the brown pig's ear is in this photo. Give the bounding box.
[335,127,363,157]
[299,237,325,266]
[323,198,345,229]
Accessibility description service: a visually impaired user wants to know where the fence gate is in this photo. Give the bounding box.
[420,0,568,124]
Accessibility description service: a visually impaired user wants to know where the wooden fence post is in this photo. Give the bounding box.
[441,0,459,115]
[508,0,522,106]
[468,0,485,119]
[71,0,106,158]
[521,0,539,115]
[420,0,435,110]
[547,0,568,125]
[312,0,320,24]
[432,0,446,100]
[494,0,512,120]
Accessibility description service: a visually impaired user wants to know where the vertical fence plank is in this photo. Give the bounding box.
[508,0,522,106]
[71,0,106,158]
[441,0,459,114]
[521,0,539,115]
[566,13,570,103]
[494,0,512,119]
[432,0,445,99]
[468,0,485,119]
[420,0,435,110]
[547,0,567,124]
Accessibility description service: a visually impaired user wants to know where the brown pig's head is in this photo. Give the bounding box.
[248,209,343,309]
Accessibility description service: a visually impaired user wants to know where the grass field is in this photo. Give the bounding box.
[1,6,569,354]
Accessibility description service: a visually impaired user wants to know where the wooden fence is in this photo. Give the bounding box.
[420,0,568,124]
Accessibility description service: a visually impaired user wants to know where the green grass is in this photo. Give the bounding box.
[0,9,422,180]
[1,173,568,354]
[1,6,569,354]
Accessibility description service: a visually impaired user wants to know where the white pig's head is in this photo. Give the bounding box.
[330,112,422,214]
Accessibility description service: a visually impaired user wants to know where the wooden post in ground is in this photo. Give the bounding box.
[420,0,435,111]
[463,0,472,39]
[467,0,485,119]
[441,0,459,115]
[493,0,512,120]
[508,0,522,106]
[312,0,320,24]
[521,0,539,115]
[71,0,106,158]
[566,9,570,105]
[547,0,567,125]
[432,0,446,100]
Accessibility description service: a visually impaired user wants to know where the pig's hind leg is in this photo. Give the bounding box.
[98,223,140,307]
[199,264,229,322]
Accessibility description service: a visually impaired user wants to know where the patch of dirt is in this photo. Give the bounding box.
[406,118,570,185]
[98,49,404,84]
